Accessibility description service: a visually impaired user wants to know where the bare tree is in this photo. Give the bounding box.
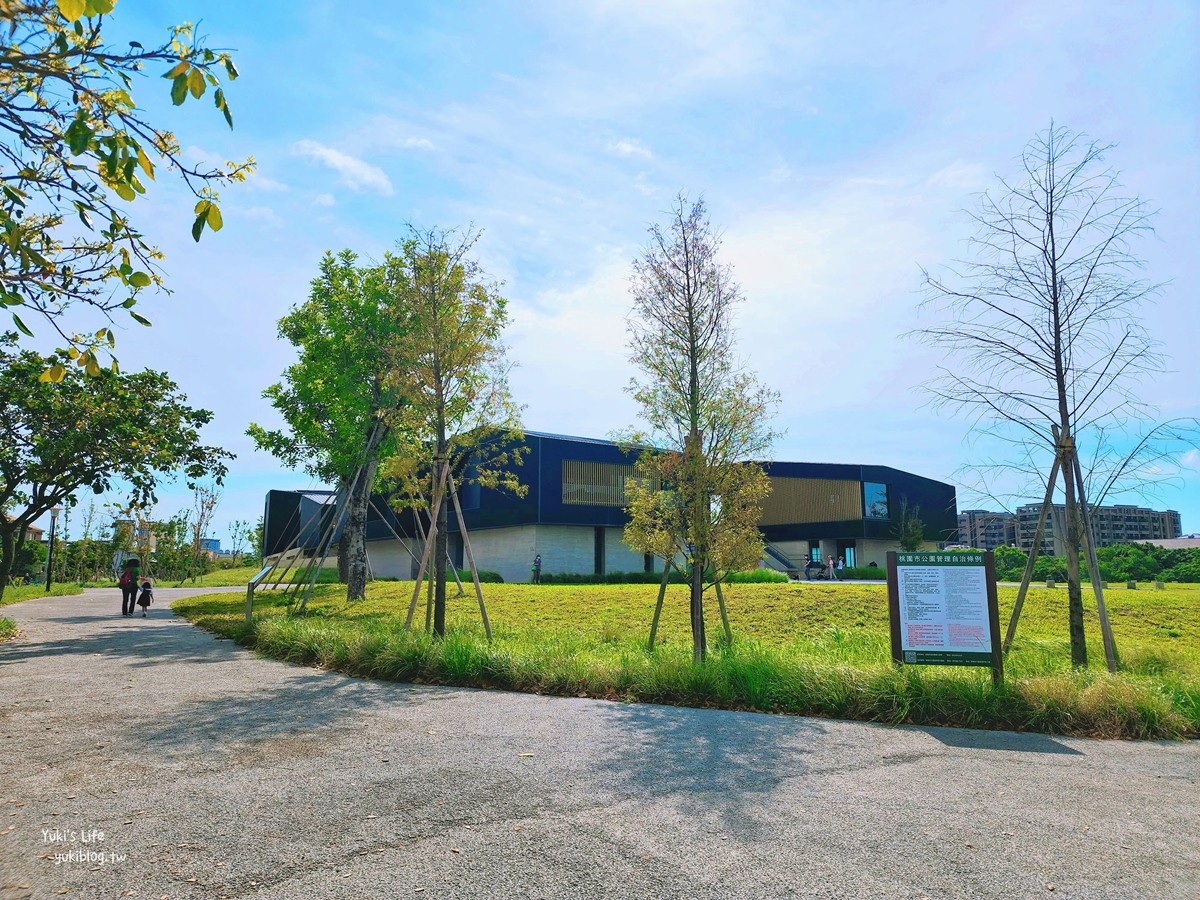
[623,194,778,663]
[914,124,1194,669]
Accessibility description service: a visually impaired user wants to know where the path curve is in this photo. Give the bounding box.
[1,589,1197,899]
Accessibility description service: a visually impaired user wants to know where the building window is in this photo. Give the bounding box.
[562,460,646,506]
[864,482,889,519]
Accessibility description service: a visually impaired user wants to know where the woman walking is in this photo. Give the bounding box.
[118,557,140,616]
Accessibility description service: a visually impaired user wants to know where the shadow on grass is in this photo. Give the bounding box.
[590,700,826,834]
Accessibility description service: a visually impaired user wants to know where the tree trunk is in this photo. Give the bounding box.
[344,456,379,602]
[433,464,448,637]
[690,550,706,663]
[0,527,15,602]
[1060,446,1088,667]
[337,538,350,584]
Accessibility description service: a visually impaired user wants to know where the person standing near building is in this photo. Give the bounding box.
[531,553,542,584]
[118,557,140,616]
[827,554,838,582]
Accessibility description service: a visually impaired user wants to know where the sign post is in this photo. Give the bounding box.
[887,550,1003,686]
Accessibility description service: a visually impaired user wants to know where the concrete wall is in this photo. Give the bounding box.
[464,524,539,584]
[530,524,594,581]
[367,538,419,580]
[763,540,810,570]
[605,527,648,574]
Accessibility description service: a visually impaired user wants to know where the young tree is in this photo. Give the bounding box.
[1,0,252,367]
[381,226,524,638]
[623,194,778,663]
[892,498,926,552]
[914,124,1194,667]
[187,484,220,581]
[0,334,230,598]
[249,251,408,602]
[227,518,251,566]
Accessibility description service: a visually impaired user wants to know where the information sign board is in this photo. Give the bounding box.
[886,551,1002,683]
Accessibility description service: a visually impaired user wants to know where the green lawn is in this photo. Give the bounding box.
[173,579,1200,739]
[0,581,83,609]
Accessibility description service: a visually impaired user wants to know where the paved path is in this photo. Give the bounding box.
[1,589,1197,900]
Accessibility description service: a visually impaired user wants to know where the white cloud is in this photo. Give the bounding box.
[1182,449,1200,473]
[400,137,435,150]
[608,138,653,159]
[246,175,289,193]
[313,193,336,207]
[292,139,394,195]
[632,173,656,196]
[925,161,989,191]
[243,206,284,227]
[508,255,637,436]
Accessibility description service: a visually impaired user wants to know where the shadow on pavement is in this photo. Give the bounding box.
[592,701,826,834]
[918,725,1084,755]
[0,617,244,668]
[135,673,447,757]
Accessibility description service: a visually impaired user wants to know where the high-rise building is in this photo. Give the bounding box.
[1015,503,1182,554]
[956,509,1018,550]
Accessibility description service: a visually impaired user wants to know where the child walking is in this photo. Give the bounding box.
[137,580,154,617]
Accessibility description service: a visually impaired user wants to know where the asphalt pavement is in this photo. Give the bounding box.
[1,588,1197,899]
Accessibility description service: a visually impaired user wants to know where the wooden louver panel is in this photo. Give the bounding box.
[562,460,643,507]
[758,477,863,525]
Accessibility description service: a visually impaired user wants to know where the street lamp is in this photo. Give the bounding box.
[45,506,62,591]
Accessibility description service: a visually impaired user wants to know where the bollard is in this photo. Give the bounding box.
[1126,580,1137,590]
[1155,581,1165,590]
[1045,578,1055,588]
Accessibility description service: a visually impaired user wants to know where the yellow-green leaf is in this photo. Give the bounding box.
[56,0,87,22]
[67,346,81,359]
[135,146,155,180]
[130,311,152,326]
[40,364,67,383]
[113,182,136,202]
[85,0,115,14]
[187,68,206,99]
[205,204,223,232]
[85,358,102,377]
[171,74,188,106]
[12,313,33,337]
[194,199,212,216]
[129,272,152,288]
[164,60,190,79]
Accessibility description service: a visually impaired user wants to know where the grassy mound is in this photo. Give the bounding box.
[174,580,1200,739]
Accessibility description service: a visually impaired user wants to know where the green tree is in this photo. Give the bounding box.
[892,497,926,551]
[380,226,525,638]
[0,333,230,598]
[622,194,778,662]
[1,0,251,367]
[249,250,409,602]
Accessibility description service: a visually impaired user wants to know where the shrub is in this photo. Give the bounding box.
[456,568,504,584]
[541,571,684,585]
[840,566,887,580]
[725,569,789,584]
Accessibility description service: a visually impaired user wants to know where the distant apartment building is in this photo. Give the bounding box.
[956,509,1018,550]
[1015,503,1182,554]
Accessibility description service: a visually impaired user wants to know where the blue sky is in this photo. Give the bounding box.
[32,1,1200,544]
